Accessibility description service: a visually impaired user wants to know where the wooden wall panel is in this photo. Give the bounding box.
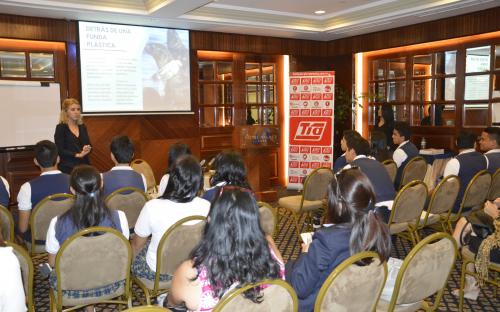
[85,114,200,181]
[0,13,74,42]
[327,7,500,56]
[191,31,328,57]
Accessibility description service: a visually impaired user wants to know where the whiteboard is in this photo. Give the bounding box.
[0,80,61,149]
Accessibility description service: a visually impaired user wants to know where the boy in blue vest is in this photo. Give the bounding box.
[102,135,147,198]
[344,136,396,222]
[0,176,9,208]
[333,130,361,173]
[479,126,500,174]
[17,140,70,242]
[392,122,419,188]
[443,131,487,213]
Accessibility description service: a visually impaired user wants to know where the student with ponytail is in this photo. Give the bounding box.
[285,167,391,312]
[45,165,129,312]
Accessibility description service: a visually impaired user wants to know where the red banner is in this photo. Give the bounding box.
[288,71,334,189]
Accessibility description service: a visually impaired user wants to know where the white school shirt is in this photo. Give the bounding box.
[0,246,27,312]
[392,141,411,168]
[17,170,63,211]
[134,197,210,271]
[45,210,129,254]
[158,174,170,196]
[443,149,476,178]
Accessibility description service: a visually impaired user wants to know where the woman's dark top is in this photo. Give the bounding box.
[54,123,91,174]
[374,122,396,151]
[285,225,352,312]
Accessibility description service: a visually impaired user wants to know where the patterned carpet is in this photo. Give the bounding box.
[31,205,498,311]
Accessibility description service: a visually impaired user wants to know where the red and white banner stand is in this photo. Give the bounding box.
[288,71,335,190]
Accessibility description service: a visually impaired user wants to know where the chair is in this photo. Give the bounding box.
[258,201,278,237]
[0,204,14,241]
[278,167,334,238]
[399,156,427,189]
[487,168,500,200]
[133,215,206,305]
[131,159,158,195]
[5,241,34,312]
[105,187,148,230]
[418,175,460,235]
[382,160,398,184]
[212,279,298,312]
[29,193,74,256]
[458,246,499,311]
[49,226,132,311]
[314,251,387,312]
[376,232,457,312]
[449,170,491,226]
[388,181,428,245]
[123,306,172,311]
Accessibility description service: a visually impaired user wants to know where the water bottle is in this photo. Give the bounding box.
[421,137,427,149]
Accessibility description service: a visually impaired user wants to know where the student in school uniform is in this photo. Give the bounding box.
[102,135,147,198]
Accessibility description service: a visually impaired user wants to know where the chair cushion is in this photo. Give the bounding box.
[376,298,422,312]
[420,212,440,226]
[278,195,323,213]
[390,222,408,235]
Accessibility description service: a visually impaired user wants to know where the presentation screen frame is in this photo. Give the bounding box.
[77,20,192,115]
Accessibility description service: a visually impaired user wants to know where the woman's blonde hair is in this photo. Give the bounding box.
[59,98,83,124]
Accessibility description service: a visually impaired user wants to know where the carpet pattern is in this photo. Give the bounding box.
[29,207,498,311]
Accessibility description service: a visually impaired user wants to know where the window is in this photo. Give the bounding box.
[198,61,234,127]
[245,62,277,125]
[0,51,55,79]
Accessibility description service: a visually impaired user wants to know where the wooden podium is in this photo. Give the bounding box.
[233,125,280,201]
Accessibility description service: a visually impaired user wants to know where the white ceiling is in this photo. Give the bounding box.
[0,0,498,41]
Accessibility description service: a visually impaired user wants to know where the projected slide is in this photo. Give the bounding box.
[78,21,190,113]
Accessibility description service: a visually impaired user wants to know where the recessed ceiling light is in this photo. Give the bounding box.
[314,10,326,15]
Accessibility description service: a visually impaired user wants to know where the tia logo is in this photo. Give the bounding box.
[294,121,326,141]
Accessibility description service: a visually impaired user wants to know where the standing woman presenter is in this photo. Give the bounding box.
[54,98,92,174]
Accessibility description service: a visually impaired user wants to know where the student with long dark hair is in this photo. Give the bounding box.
[45,165,129,312]
[286,168,391,312]
[158,142,192,195]
[202,151,251,202]
[374,103,395,150]
[370,130,392,162]
[167,187,284,311]
[131,155,210,283]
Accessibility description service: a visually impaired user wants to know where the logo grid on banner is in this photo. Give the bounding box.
[288,71,335,190]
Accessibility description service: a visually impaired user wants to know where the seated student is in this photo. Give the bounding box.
[158,142,192,195]
[452,198,499,300]
[285,168,391,312]
[167,187,284,311]
[392,121,419,188]
[102,135,147,198]
[202,151,252,203]
[333,130,361,173]
[17,140,70,243]
[370,130,392,162]
[344,136,396,223]
[131,155,210,283]
[0,176,9,208]
[0,231,27,312]
[443,131,487,213]
[45,165,129,312]
[478,126,500,173]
